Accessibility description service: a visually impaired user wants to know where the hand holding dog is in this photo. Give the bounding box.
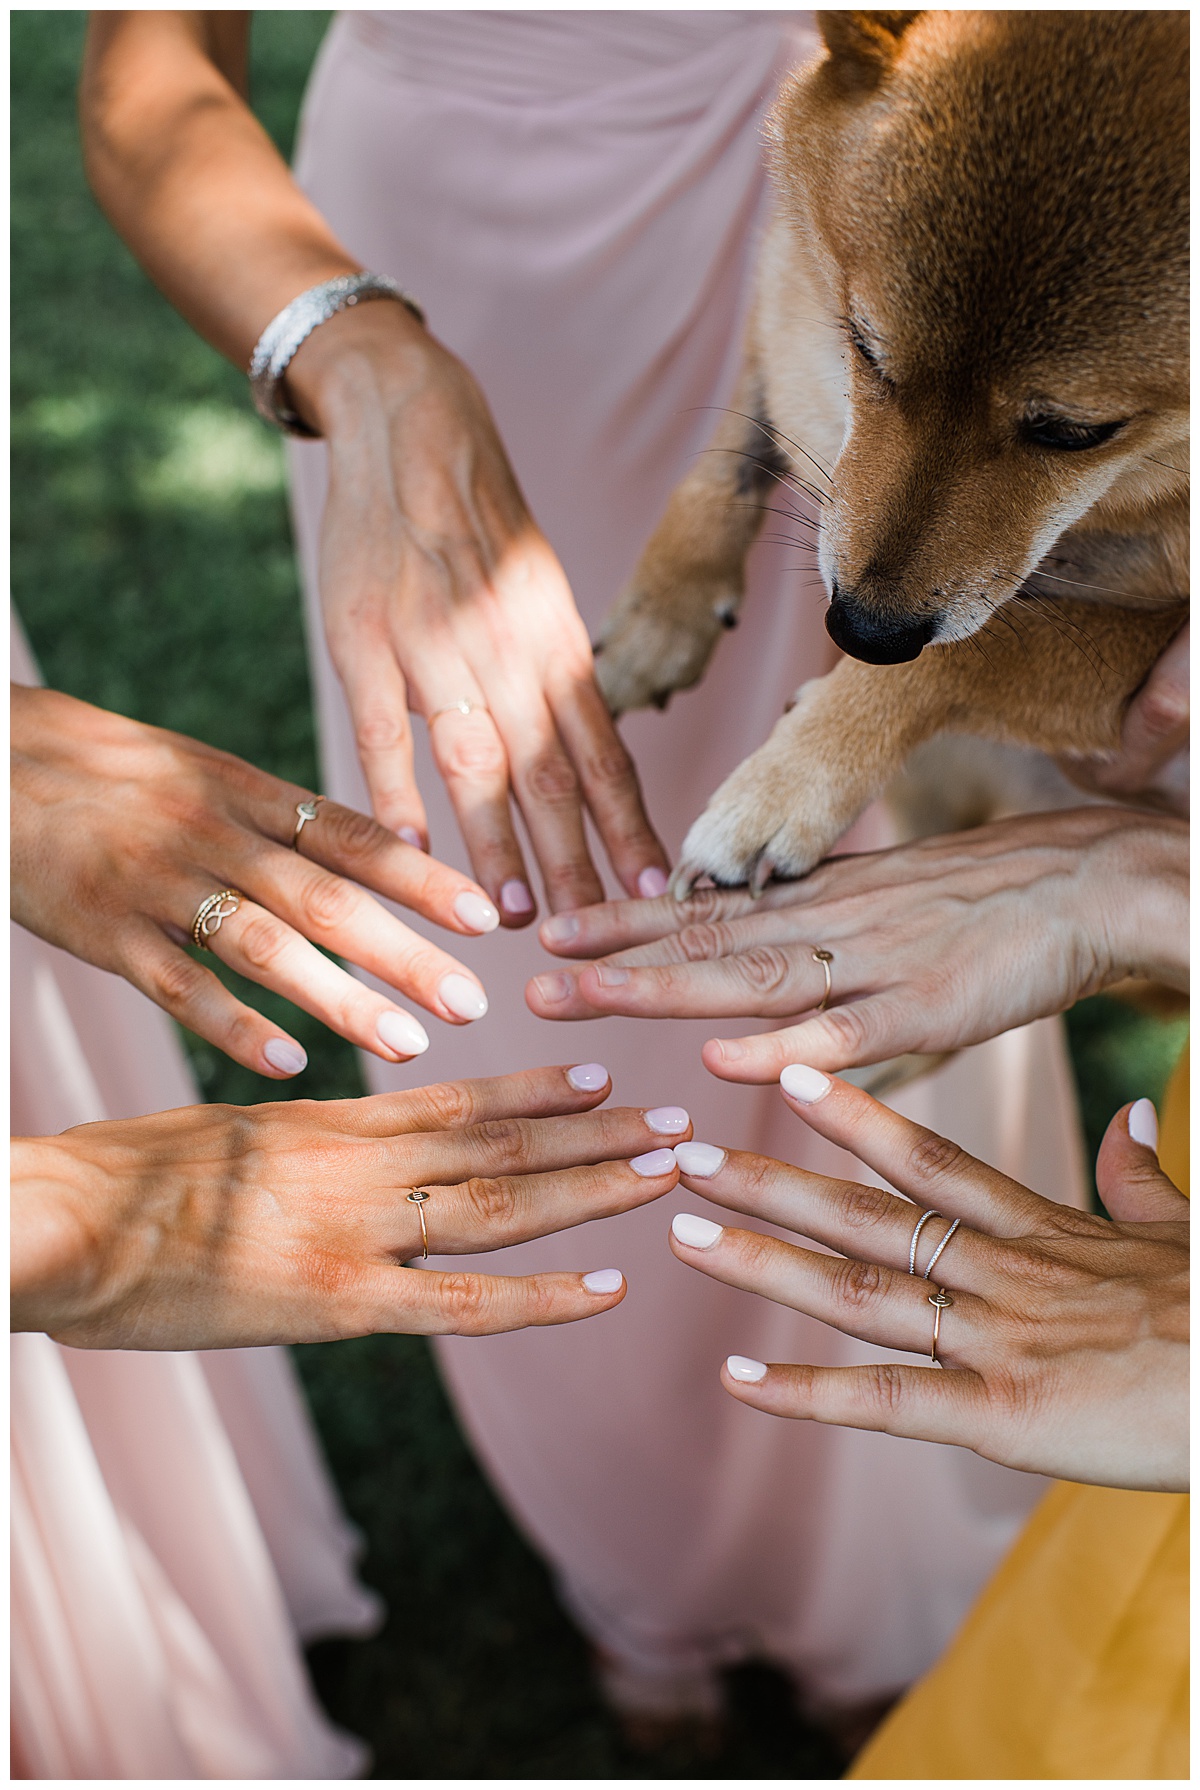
[12,1064,685,1349]
[527,808,1188,1082]
[1059,621,1189,815]
[668,1073,1187,1492]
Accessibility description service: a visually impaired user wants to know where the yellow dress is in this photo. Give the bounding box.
[850,1045,1189,1780]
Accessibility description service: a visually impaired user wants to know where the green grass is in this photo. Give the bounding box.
[12,11,1186,1777]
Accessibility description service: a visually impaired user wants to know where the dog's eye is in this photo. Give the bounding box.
[846,318,887,378]
[1023,415,1125,452]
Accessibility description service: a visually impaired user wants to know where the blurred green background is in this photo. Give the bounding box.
[12,11,1187,1779]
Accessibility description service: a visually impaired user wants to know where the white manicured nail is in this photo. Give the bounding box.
[542,913,580,945]
[397,825,424,849]
[637,867,669,899]
[629,1148,676,1177]
[1128,1098,1159,1151]
[673,1142,726,1178]
[500,878,535,916]
[439,973,489,1020]
[582,1268,624,1295]
[726,1355,768,1383]
[780,1063,832,1103]
[454,891,500,933]
[263,1037,307,1075]
[671,1212,723,1249]
[376,1010,430,1057]
[567,1062,609,1092]
[644,1105,689,1134]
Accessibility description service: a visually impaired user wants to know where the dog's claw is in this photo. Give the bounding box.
[749,851,776,898]
[669,862,702,902]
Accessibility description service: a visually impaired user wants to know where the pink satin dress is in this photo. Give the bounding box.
[285,10,1089,1715]
[10,617,379,1778]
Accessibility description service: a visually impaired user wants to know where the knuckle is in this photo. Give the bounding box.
[321,804,385,859]
[463,1175,521,1230]
[820,1003,872,1055]
[471,1115,532,1165]
[1137,682,1188,738]
[149,952,210,1011]
[354,707,411,756]
[436,1271,490,1334]
[524,749,580,807]
[678,922,737,963]
[680,886,737,926]
[295,871,358,935]
[907,1132,966,1189]
[865,1360,909,1413]
[834,1256,888,1310]
[583,741,637,792]
[412,1080,477,1132]
[838,1182,898,1232]
[235,910,291,973]
[735,945,792,997]
[441,728,507,780]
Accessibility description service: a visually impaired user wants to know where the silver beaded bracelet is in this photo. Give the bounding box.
[247,272,425,437]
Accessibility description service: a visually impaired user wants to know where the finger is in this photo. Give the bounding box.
[348,1264,632,1337]
[205,897,441,1060]
[703,997,916,1083]
[330,630,429,842]
[424,696,535,921]
[1096,1101,1190,1221]
[576,944,828,1018]
[493,688,606,913]
[1116,622,1189,782]
[548,671,670,898]
[668,1217,983,1357]
[775,1068,1045,1236]
[717,1358,990,1449]
[537,883,791,958]
[671,1144,991,1287]
[234,849,491,1023]
[123,923,312,1079]
[328,1062,618,1137]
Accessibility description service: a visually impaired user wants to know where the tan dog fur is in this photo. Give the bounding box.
[595,11,1188,892]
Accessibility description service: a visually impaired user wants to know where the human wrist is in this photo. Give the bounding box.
[283,293,432,436]
[10,1135,114,1333]
[1087,811,1190,992]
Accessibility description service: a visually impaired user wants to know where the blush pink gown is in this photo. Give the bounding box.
[11,617,379,1778]
[286,10,1090,1717]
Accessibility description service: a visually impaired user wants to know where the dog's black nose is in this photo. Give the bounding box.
[825,593,936,665]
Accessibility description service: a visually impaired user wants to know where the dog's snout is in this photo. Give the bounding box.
[825,591,936,665]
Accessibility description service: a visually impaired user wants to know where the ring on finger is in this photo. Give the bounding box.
[407,1186,432,1260]
[908,1208,961,1279]
[928,1288,953,1366]
[292,795,325,850]
[811,947,834,1012]
[191,889,244,950]
[427,698,490,725]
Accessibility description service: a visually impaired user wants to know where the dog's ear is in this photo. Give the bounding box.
[817,12,921,90]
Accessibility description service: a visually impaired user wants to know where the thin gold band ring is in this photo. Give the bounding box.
[407,1187,432,1260]
[292,795,325,849]
[812,948,834,1012]
[928,1288,953,1366]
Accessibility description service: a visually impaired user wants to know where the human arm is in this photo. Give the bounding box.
[666,1072,1187,1491]
[526,807,1189,1080]
[12,1063,686,1348]
[79,12,667,916]
[1059,620,1189,813]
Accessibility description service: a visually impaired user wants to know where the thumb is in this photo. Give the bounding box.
[1096,1100,1188,1222]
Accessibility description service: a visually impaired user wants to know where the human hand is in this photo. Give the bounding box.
[12,1063,688,1349]
[1059,620,1189,813]
[286,302,668,919]
[666,1071,1187,1491]
[12,684,505,1078]
[526,808,1189,1080]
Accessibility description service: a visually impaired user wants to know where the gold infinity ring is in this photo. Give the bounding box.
[191,889,244,950]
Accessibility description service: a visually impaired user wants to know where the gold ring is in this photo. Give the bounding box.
[427,699,488,724]
[191,889,243,950]
[291,795,325,850]
[812,947,834,1012]
[407,1187,432,1260]
[928,1287,953,1366]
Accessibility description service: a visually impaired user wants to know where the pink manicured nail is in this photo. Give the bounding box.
[264,1037,307,1075]
[582,1268,624,1295]
[713,1037,745,1062]
[673,1142,726,1178]
[630,1148,676,1178]
[542,913,580,946]
[397,826,424,849]
[644,1105,689,1135]
[454,891,500,933]
[671,1212,722,1249]
[1128,1098,1159,1151]
[567,1063,609,1092]
[439,974,488,1021]
[500,878,535,916]
[726,1355,768,1384]
[637,867,669,899]
[376,1010,430,1057]
[592,965,630,988]
[780,1063,832,1103]
[532,972,573,1004]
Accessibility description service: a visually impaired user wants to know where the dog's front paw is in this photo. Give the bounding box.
[594,577,739,716]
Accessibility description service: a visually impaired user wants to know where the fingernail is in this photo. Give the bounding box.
[1128,1097,1159,1151]
[637,867,669,899]
[629,1148,677,1178]
[671,1212,723,1249]
[673,1142,726,1178]
[726,1355,768,1384]
[542,912,580,946]
[500,878,535,917]
[397,825,424,849]
[263,1037,307,1075]
[532,972,573,1004]
[582,1268,624,1295]
[454,891,500,933]
[714,1038,745,1063]
[376,1009,431,1057]
[644,1105,689,1135]
[439,973,489,1021]
[780,1063,832,1103]
[567,1062,609,1092]
[592,965,630,988]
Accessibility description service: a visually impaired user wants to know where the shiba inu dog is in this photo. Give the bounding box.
[595,10,1188,893]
